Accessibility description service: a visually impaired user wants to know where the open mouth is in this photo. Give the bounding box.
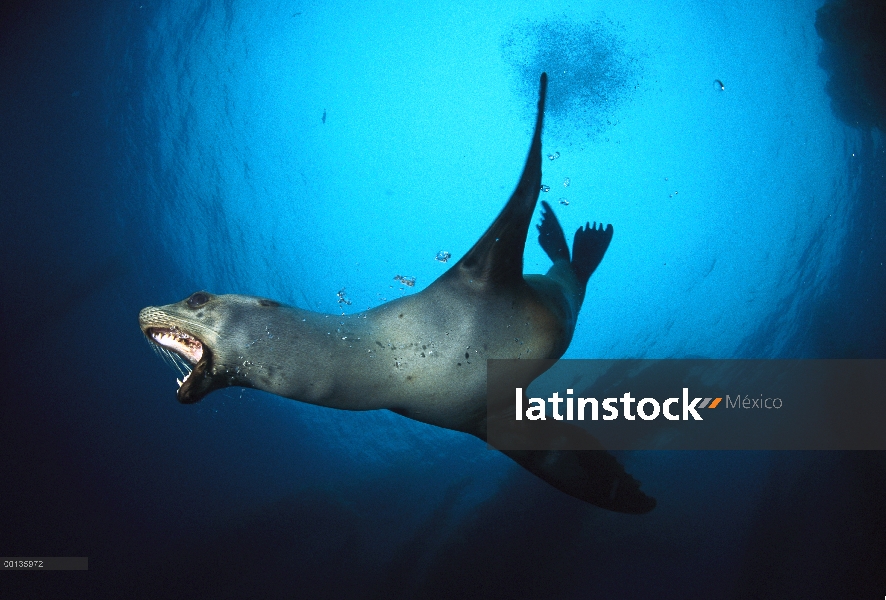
[145,327,205,391]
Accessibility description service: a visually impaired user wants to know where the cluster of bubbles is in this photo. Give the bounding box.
[336,288,352,315]
[663,176,678,199]
[435,250,451,263]
[394,274,416,287]
[501,16,642,139]
[545,150,572,206]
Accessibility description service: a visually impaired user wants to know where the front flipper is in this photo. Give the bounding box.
[482,414,655,514]
[444,73,548,288]
[501,446,656,514]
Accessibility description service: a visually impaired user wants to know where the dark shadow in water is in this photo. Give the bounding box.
[140,489,367,599]
[369,477,473,599]
[731,452,886,599]
[809,132,886,359]
[92,459,594,599]
[400,477,588,600]
[2,254,127,341]
[739,129,886,359]
[815,0,886,130]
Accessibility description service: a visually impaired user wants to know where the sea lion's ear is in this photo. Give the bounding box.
[444,73,548,288]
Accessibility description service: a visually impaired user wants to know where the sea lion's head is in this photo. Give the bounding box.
[138,291,283,403]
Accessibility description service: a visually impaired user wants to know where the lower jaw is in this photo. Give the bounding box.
[175,354,213,404]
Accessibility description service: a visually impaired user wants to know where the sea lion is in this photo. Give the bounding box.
[138,73,655,514]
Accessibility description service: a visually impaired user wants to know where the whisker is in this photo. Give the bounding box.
[171,352,192,375]
[157,346,184,376]
[153,344,169,365]
[143,330,199,379]
[159,349,174,371]
[145,335,162,358]
[167,349,188,377]
[150,344,165,365]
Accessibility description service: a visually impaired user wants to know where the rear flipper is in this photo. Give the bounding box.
[572,221,614,287]
[537,200,570,262]
[537,203,613,286]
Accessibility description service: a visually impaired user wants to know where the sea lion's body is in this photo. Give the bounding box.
[139,74,656,513]
[148,266,577,430]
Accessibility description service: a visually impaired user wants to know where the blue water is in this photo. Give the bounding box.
[2,0,884,597]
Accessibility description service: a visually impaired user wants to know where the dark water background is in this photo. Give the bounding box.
[2,0,884,597]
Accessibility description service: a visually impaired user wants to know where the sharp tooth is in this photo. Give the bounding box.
[177,378,183,388]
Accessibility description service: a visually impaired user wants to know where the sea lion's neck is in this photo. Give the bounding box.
[238,305,377,409]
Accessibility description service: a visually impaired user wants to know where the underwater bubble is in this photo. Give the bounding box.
[541,185,551,192]
[336,288,352,306]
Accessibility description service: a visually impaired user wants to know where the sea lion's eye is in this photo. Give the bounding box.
[187,292,210,308]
